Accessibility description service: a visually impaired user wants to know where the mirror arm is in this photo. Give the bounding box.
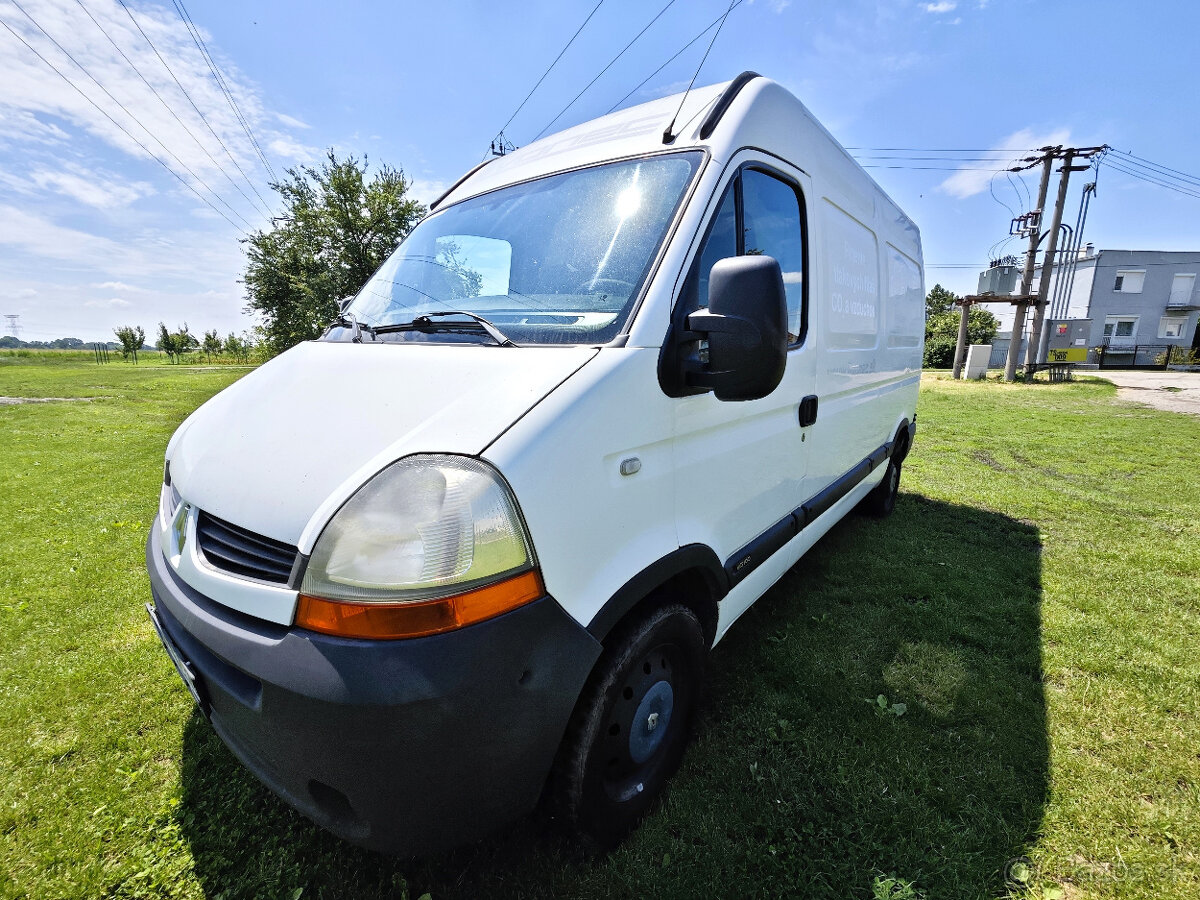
[683,308,764,389]
[686,310,760,341]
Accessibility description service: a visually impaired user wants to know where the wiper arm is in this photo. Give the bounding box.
[328,311,376,343]
[373,310,516,347]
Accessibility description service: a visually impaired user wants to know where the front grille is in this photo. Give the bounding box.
[196,510,298,585]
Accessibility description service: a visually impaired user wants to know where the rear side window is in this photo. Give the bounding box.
[681,165,808,345]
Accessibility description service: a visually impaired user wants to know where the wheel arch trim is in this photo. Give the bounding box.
[585,544,728,646]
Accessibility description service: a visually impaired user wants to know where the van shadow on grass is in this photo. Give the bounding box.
[178,494,1047,900]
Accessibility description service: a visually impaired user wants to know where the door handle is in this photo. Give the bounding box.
[798,395,818,427]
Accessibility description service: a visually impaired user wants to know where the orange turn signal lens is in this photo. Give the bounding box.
[295,569,545,640]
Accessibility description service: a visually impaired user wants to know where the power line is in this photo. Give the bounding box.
[1110,150,1200,189]
[663,0,736,143]
[491,0,606,147]
[607,0,748,115]
[71,0,271,222]
[859,164,1013,171]
[1007,168,1031,210]
[852,154,1035,161]
[0,6,249,233]
[845,147,1039,153]
[171,0,277,182]
[533,0,679,142]
[1102,156,1200,199]
[988,168,1017,219]
[1102,158,1200,201]
[117,0,274,214]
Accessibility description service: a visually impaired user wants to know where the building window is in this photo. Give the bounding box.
[1114,270,1145,293]
[1103,315,1139,342]
[1159,316,1188,339]
[1169,273,1196,307]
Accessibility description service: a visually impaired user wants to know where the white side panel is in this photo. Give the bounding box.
[668,153,817,627]
[808,198,907,493]
[713,472,881,642]
[483,348,678,629]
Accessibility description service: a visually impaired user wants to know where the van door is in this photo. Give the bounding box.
[671,154,816,614]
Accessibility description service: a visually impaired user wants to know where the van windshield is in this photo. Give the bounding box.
[342,152,701,346]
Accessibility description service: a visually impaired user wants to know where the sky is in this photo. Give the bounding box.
[2,0,1200,343]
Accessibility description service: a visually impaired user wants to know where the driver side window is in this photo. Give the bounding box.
[681,166,807,345]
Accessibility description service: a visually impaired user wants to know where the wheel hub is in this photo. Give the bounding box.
[628,680,674,764]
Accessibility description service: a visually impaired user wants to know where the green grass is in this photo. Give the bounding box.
[1,363,1197,899]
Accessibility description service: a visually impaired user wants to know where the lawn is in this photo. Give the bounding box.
[1,356,1197,899]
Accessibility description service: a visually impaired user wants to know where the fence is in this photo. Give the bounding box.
[1095,344,1186,370]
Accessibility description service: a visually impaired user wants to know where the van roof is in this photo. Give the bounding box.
[433,74,917,249]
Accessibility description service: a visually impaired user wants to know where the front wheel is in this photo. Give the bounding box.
[554,604,705,846]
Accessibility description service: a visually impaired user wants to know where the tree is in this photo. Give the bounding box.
[113,325,145,361]
[223,332,251,362]
[157,322,177,362]
[201,329,222,359]
[243,150,425,355]
[925,283,958,319]
[157,322,196,363]
[922,285,1000,368]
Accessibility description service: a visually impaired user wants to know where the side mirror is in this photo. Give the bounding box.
[338,296,354,313]
[685,255,788,401]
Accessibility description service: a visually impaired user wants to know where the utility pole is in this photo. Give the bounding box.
[1003,149,1056,382]
[952,297,971,379]
[1027,146,1107,367]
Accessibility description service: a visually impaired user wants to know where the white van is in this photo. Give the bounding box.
[146,73,924,854]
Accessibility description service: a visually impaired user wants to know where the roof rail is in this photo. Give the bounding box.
[429,158,494,211]
[697,71,760,141]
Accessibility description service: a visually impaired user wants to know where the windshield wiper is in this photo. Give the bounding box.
[328,311,376,343]
[372,310,516,347]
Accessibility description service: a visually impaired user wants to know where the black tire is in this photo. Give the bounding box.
[554,603,706,847]
[862,456,901,518]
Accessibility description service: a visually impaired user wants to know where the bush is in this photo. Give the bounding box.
[923,304,999,369]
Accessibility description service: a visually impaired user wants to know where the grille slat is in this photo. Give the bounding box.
[200,541,294,580]
[196,511,298,585]
[200,515,292,560]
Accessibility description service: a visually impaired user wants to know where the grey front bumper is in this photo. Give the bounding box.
[146,528,602,854]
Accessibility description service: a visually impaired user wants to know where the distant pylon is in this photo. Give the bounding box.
[4,314,19,339]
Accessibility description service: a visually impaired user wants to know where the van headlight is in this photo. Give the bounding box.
[296,455,542,639]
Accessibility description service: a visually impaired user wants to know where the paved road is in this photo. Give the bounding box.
[1084,369,1200,416]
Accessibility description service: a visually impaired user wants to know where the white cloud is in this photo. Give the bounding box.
[0,107,68,145]
[275,112,311,130]
[749,0,791,11]
[85,296,131,308]
[0,203,128,265]
[0,0,282,196]
[30,165,153,208]
[937,128,1071,199]
[922,1,957,12]
[267,136,320,162]
[0,204,244,279]
[407,177,448,206]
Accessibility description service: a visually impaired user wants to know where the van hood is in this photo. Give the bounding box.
[168,340,597,547]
